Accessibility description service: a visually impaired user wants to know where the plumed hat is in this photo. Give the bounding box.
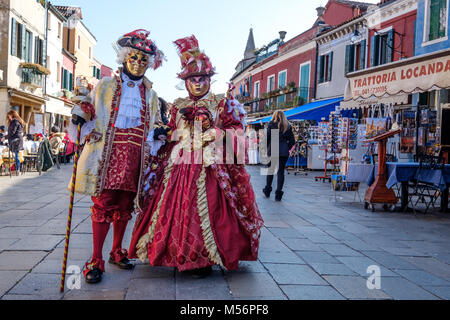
[173,35,215,80]
[117,29,165,70]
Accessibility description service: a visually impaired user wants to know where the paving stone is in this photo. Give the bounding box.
[0,226,38,235]
[176,270,232,300]
[0,271,27,297]
[394,269,450,287]
[281,238,322,251]
[280,285,345,300]
[8,235,63,251]
[362,251,418,270]
[230,260,267,273]
[342,240,383,251]
[63,289,125,300]
[0,251,47,271]
[258,250,305,264]
[422,286,450,299]
[295,251,340,264]
[0,239,19,251]
[267,228,306,239]
[32,258,86,274]
[378,277,439,300]
[401,257,450,280]
[226,272,284,298]
[319,244,363,257]
[8,273,63,299]
[291,226,328,237]
[309,263,358,276]
[324,275,391,300]
[336,256,399,277]
[264,263,327,285]
[131,265,174,278]
[382,246,432,257]
[125,278,175,300]
[305,235,340,244]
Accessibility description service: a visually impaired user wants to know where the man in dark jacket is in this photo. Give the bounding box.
[263,112,296,201]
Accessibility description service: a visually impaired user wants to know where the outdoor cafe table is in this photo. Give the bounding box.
[365,162,450,212]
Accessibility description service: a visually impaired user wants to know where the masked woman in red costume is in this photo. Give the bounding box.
[129,35,263,277]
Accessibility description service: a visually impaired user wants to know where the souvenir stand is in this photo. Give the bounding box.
[315,112,340,183]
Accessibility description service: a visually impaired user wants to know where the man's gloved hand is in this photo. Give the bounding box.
[72,114,86,127]
[153,126,171,141]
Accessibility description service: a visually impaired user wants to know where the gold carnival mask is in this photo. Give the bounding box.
[186,76,211,98]
[125,49,150,77]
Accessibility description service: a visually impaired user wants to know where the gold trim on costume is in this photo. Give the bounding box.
[135,159,174,262]
[196,167,224,268]
[113,140,142,147]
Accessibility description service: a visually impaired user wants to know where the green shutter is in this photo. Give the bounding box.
[318,55,324,83]
[327,52,333,82]
[20,25,26,60]
[370,35,379,67]
[40,38,46,66]
[429,0,441,41]
[97,68,100,80]
[93,66,96,77]
[359,40,366,70]
[34,36,39,63]
[11,18,17,56]
[69,73,73,91]
[62,69,67,89]
[345,45,355,74]
[439,0,447,38]
[387,29,394,62]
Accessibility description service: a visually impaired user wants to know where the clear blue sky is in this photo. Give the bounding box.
[51,0,379,102]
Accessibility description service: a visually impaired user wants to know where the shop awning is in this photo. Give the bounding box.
[344,48,450,103]
[45,96,72,117]
[249,97,343,124]
[340,93,409,110]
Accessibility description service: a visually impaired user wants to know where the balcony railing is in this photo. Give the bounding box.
[22,67,44,87]
[20,63,50,88]
[239,87,314,116]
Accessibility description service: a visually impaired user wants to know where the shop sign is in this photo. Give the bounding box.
[345,49,450,100]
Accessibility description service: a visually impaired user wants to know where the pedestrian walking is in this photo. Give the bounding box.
[263,110,296,201]
[3,110,25,175]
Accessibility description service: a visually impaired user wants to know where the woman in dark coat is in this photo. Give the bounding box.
[263,110,296,201]
[3,110,25,173]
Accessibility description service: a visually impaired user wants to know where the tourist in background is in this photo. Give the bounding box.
[263,110,295,201]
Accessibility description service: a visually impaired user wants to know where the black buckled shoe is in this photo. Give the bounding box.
[85,268,103,284]
[108,257,135,270]
[191,266,213,279]
[275,190,284,202]
[263,186,272,198]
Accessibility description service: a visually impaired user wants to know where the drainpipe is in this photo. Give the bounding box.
[313,40,318,101]
[44,1,49,134]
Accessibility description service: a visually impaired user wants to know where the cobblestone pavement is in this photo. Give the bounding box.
[0,164,450,300]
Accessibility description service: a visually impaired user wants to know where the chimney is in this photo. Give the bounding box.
[316,6,326,18]
[279,31,287,41]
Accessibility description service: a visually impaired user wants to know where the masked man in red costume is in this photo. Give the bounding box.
[129,35,263,278]
[70,30,165,284]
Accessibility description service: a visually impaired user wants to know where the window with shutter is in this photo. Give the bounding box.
[386,30,394,63]
[62,69,66,89]
[318,54,325,83]
[11,18,17,56]
[370,35,379,67]
[69,73,73,91]
[34,36,39,63]
[97,68,100,80]
[327,52,333,82]
[359,40,366,70]
[345,45,355,74]
[40,39,45,66]
[20,24,26,60]
[429,0,448,41]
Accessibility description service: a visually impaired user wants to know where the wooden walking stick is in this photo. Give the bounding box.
[60,123,81,293]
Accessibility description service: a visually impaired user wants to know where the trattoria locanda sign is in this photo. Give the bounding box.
[344,49,450,101]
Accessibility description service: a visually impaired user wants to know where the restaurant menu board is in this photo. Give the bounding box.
[400,110,416,154]
[317,122,329,150]
[328,112,341,154]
